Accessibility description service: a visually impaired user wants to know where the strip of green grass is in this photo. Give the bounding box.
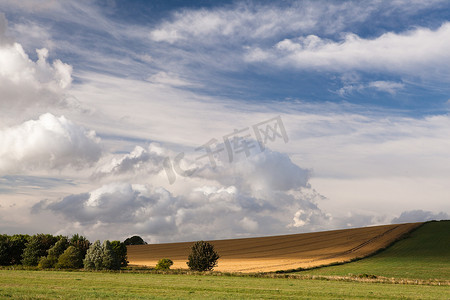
[295,220,450,280]
[0,270,448,299]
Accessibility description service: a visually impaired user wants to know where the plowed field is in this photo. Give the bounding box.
[127,222,422,272]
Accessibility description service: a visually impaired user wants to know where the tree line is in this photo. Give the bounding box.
[1,234,221,272]
[0,233,128,270]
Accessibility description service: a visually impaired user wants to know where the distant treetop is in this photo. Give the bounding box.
[123,236,147,245]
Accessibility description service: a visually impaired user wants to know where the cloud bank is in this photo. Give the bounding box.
[392,210,449,223]
[35,145,334,242]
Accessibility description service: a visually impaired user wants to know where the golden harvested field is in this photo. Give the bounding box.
[127,222,422,273]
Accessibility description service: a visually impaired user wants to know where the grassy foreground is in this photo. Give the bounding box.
[0,270,449,299]
[296,220,450,280]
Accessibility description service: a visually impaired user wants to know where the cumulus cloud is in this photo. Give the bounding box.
[33,143,333,242]
[34,180,331,242]
[392,210,449,223]
[246,23,450,77]
[194,147,310,194]
[92,144,167,179]
[0,14,73,124]
[0,113,101,174]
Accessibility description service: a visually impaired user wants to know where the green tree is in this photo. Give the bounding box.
[123,236,146,245]
[0,234,29,266]
[22,234,58,266]
[83,240,103,270]
[0,235,10,265]
[57,246,82,269]
[101,240,120,270]
[38,236,69,269]
[70,234,90,261]
[155,258,173,270]
[186,241,220,271]
[9,235,29,265]
[111,241,128,268]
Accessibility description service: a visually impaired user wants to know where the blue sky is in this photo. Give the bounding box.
[0,0,449,242]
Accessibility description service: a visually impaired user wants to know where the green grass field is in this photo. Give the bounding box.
[0,270,448,299]
[296,220,450,280]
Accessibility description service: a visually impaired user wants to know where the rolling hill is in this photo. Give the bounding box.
[297,220,450,280]
[127,222,421,273]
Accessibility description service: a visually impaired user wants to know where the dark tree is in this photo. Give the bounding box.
[69,234,90,261]
[186,241,220,271]
[111,241,128,268]
[123,236,147,245]
[0,234,30,266]
[101,240,120,270]
[0,235,9,265]
[9,235,29,265]
[38,236,69,269]
[22,234,58,266]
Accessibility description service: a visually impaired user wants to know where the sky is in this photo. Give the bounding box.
[0,0,449,243]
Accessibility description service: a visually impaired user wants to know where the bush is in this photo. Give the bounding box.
[155,258,173,270]
[38,256,56,269]
[57,246,82,269]
[123,236,146,245]
[186,241,219,271]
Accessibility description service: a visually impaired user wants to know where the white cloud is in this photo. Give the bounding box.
[246,23,450,78]
[34,181,330,242]
[33,144,331,242]
[0,14,73,125]
[0,113,101,174]
[92,144,167,179]
[147,71,195,87]
[338,80,404,96]
[368,81,405,94]
[149,1,446,45]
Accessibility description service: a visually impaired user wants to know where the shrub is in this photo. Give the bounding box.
[38,256,56,269]
[186,241,219,271]
[155,258,173,270]
[57,246,82,269]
